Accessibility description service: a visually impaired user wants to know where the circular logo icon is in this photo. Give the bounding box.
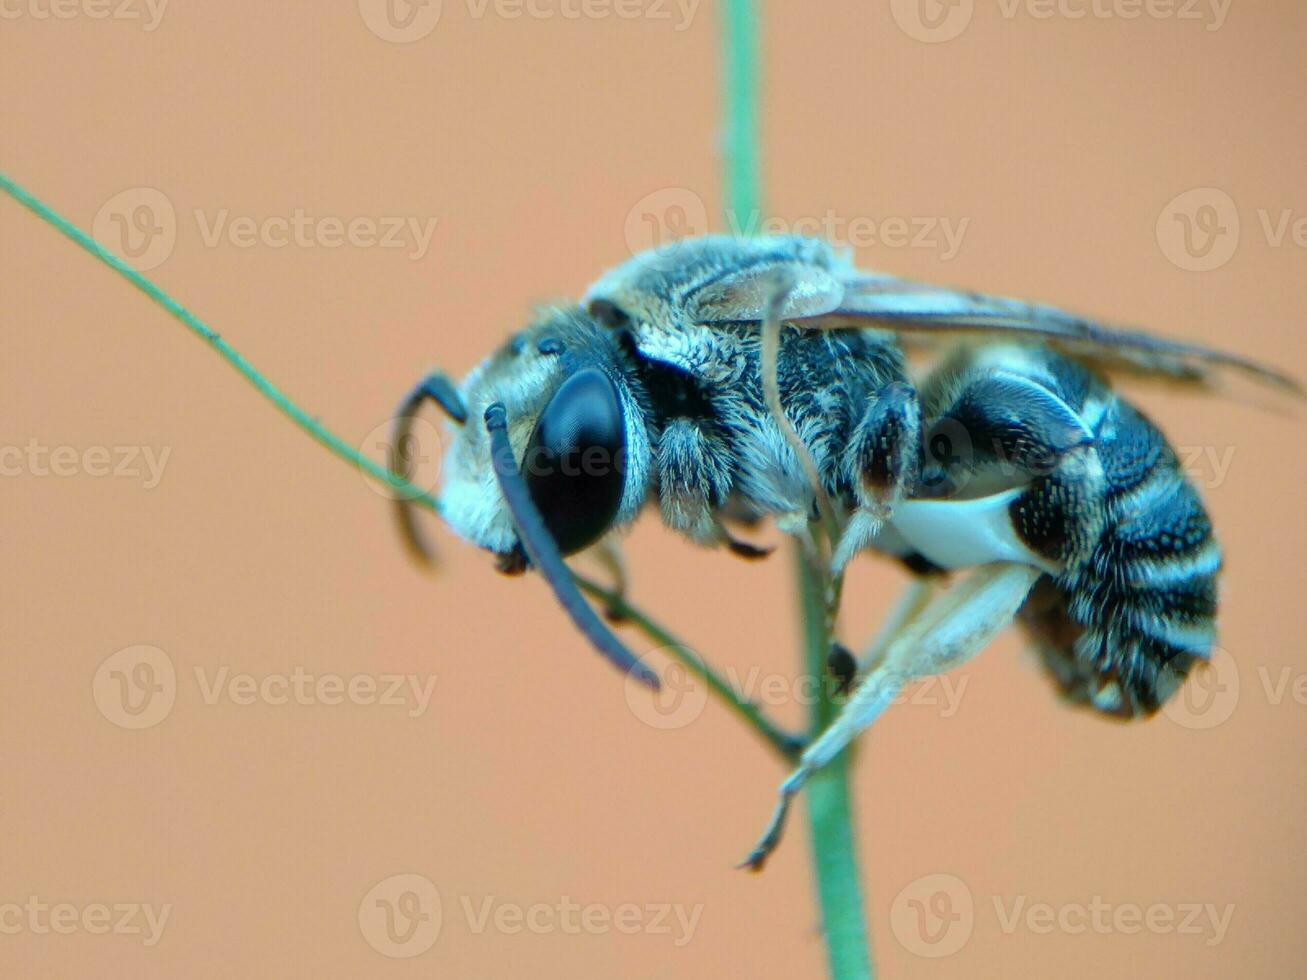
[890,0,975,44]
[1156,188,1240,272]
[92,187,177,272]
[624,187,709,258]
[93,645,177,730]
[358,0,442,43]
[1163,646,1239,730]
[918,416,976,496]
[890,872,974,958]
[360,414,444,501]
[358,873,441,958]
[624,646,710,731]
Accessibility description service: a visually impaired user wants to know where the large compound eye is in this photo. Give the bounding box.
[523,367,627,555]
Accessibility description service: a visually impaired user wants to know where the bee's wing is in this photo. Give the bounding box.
[695,265,1300,395]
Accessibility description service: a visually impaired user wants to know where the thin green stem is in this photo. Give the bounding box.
[0,168,798,764]
[719,4,876,977]
[798,550,873,980]
[575,573,801,761]
[721,0,761,224]
[0,171,430,507]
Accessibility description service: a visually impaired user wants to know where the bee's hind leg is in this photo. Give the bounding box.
[740,561,1041,872]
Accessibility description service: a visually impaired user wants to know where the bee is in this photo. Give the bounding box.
[390,235,1300,869]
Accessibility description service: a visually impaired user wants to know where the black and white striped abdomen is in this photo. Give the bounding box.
[1018,392,1222,718]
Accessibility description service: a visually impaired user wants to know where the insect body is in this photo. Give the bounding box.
[393,235,1297,868]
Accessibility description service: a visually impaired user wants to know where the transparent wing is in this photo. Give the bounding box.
[695,265,1301,395]
[588,236,1300,394]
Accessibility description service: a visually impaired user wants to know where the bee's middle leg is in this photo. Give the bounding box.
[741,561,1041,871]
[831,382,922,575]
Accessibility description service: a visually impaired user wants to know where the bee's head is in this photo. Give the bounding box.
[437,307,652,568]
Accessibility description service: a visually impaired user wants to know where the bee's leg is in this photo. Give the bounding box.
[831,382,923,575]
[758,271,840,542]
[656,416,735,547]
[856,576,938,673]
[714,522,775,560]
[740,561,1041,872]
[390,370,467,566]
[586,535,631,622]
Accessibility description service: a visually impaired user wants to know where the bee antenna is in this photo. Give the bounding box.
[483,402,660,689]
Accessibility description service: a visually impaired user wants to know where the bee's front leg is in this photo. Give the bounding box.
[655,416,734,544]
[831,381,922,575]
[587,535,631,623]
[740,561,1041,872]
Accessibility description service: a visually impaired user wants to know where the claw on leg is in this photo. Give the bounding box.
[738,563,1042,871]
[738,768,810,873]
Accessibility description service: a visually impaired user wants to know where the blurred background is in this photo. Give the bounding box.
[2,2,1305,976]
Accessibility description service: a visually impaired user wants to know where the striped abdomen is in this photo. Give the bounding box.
[1018,393,1221,718]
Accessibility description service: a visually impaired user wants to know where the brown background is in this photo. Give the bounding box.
[2,2,1305,977]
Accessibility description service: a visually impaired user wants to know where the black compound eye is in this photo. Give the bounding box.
[523,367,627,555]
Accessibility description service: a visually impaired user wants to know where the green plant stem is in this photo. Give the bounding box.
[0,167,799,766]
[797,551,874,980]
[575,573,801,761]
[719,3,876,977]
[0,173,428,505]
[721,0,761,223]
